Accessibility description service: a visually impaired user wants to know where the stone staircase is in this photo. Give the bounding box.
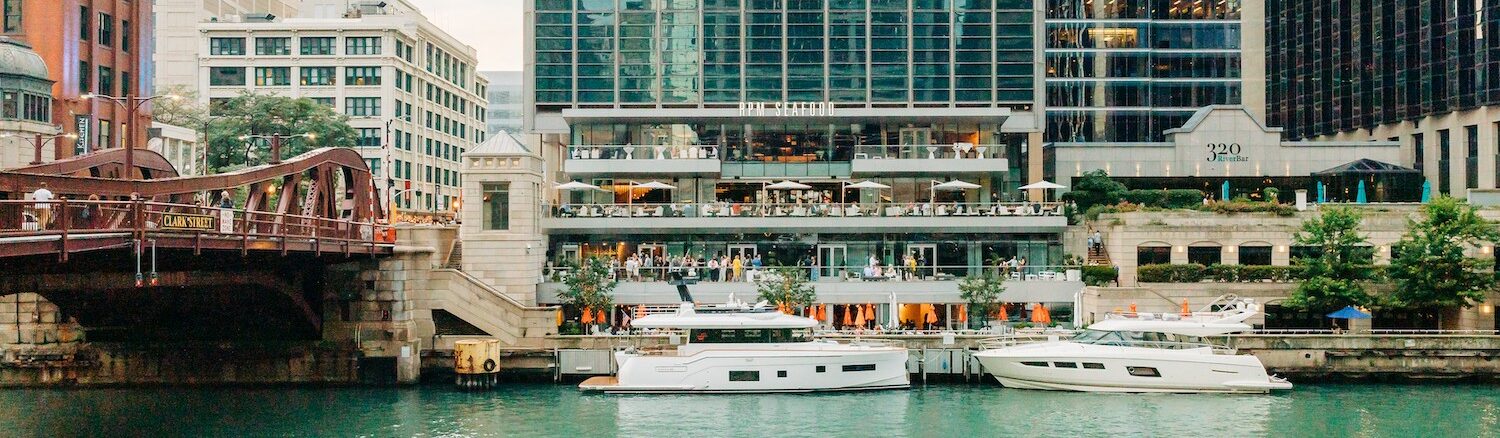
[1087,245,1112,265]
[443,240,462,270]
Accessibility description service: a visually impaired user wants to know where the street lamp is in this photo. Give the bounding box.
[384,114,414,218]
[238,132,316,165]
[81,93,181,180]
[0,132,79,165]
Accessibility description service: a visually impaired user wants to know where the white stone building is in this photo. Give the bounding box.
[198,0,488,218]
[153,0,303,91]
[0,38,59,169]
[147,122,203,175]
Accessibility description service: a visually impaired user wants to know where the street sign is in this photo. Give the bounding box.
[159,213,217,231]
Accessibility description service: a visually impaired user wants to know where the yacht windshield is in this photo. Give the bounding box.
[1070,330,1209,349]
[689,328,813,343]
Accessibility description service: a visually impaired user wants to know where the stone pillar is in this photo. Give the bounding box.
[460,135,548,305]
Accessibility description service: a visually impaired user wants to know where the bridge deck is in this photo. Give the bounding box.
[0,200,394,259]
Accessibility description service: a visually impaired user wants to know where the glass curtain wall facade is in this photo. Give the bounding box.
[1267,1,1499,139]
[1044,0,1244,142]
[534,0,1036,107]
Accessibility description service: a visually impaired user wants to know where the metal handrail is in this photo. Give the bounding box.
[546,264,1082,283]
[853,144,1010,160]
[1249,329,1500,336]
[568,144,721,160]
[547,201,1065,219]
[0,199,394,250]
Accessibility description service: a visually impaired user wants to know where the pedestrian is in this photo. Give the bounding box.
[706,256,720,282]
[31,182,53,230]
[732,255,744,281]
[905,253,917,281]
[1087,228,1098,253]
[1092,229,1103,254]
[626,254,640,281]
[218,190,234,209]
[751,254,762,270]
[83,194,102,228]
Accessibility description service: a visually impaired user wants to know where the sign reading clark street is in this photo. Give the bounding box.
[159,213,217,231]
[738,101,835,117]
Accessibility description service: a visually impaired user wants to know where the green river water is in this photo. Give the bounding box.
[0,383,1495,437]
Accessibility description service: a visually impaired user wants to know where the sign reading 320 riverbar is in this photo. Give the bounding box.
[160,213,217,231]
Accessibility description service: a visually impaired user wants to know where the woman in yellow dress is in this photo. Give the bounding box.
[731,255,744,281]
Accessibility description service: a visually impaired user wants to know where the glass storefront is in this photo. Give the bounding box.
[548,232,1063,280]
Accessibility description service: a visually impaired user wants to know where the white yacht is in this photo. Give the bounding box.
[974,298,1291,394]
[579,300,909,394]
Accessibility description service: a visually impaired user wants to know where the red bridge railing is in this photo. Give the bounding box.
[0,199,395,257]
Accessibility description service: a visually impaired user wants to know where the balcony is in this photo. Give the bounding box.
[564,145,721,176]
[851,145,1011,175]
[542,201,1066,233]
[537,265,1083,306]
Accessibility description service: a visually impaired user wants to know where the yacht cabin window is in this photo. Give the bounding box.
[689,328,812,343]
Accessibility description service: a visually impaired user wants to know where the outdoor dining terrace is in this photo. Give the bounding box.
[548,201,1065,219]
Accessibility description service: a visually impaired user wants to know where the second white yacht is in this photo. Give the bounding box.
[974,298,1291,394]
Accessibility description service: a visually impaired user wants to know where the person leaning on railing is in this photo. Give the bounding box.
[30,182,54,231]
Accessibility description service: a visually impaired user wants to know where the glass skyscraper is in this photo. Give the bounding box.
[533,0,1037,107]
[1043,0,1247,142]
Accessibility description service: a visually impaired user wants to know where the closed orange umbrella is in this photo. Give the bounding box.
[924,304,937,325]
[1181,299,1191,317]
[635,305,646,319]
[819,304,827,322]
[582,308,594,324]
[998,304,1009,321]
[854,305,866,327]
[957,304,967,322]
[842,305,853,326]
[556,309,564,326]
[1129,302,1138,315]
[599,309,609,325]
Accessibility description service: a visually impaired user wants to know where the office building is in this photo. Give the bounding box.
[199,0,488,217]
[153,0,302,91]
[2,0,154,161]
[1267,1,1500,199]
[457,0,1081,319]
[481,71,523,136]
[1043,0,1264,143]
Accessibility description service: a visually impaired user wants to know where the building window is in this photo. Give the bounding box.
[119,71,129,96]
[356,128,381,147]
[210,38,245,56]
[345,37,381,55]
[0,91,15,119]
[299,37,335,55]
[1466,125,1479,190]
[255,37,290,56]
[79,6,88,41]
[254,67,290,86]
[1413,133,1425,171]
[78,61,89,93]
[300,67,335,86]
[120,20,130,51]
[209,67,245,86]
[309,97,334,107]
[97,66,113,95]
[1136,245,1171,265]
[345,66,382,86]
[2,0,21,33]
[1239,245,1272,266]
[97,119,111,150]
[1187,245,1221,266]
[1438,130,1451,195]
[97,13,112,46]
[728,370,759,381]
[344,97,380,116]
[482,183,510,230]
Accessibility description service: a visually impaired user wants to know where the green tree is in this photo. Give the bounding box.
[206,93,356,172]
[756,267,816,311]
[150,84,209,127]
[1060,169,1126,211]
[958,274,1006,328]
[1387,197,1499,313]
[558,257,617,327]
[1286,206,1377,311]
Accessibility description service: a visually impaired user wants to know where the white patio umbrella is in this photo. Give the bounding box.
[930,179,982,205]
[765,180,812,190]
[1019,180,1067,201]
[888,292,900,328]
[554,181,603,191]
[842,180,891,204]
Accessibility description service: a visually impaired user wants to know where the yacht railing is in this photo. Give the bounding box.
[1074,339,1235,353]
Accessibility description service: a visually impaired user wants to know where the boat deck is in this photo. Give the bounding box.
[579,376,619,391]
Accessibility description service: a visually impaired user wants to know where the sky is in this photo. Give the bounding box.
[406,0,524,72]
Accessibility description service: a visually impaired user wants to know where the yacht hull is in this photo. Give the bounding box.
[974,343,1292,394]
[584,345,909,394]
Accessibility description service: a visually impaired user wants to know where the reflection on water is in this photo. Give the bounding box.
[0,383,1493,437]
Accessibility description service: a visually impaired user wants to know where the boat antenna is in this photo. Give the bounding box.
[667,271,696,302]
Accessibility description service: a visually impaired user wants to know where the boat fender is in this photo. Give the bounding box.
[483,359,498,372]
[696,331,708,341]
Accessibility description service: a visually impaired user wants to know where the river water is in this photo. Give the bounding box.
[0,383,1495,437]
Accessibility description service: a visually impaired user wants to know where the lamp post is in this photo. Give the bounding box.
[384,114,413,218]
[0,132,79,165]
[238,132,316,165]
[81,93,181,180]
